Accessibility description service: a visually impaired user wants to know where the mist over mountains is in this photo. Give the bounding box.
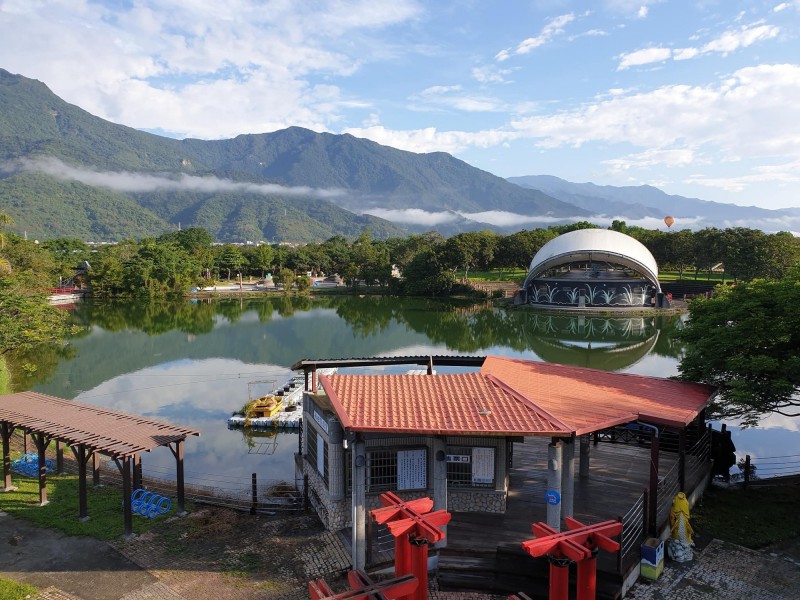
[1,68,797,242]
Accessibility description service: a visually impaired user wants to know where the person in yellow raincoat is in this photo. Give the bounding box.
[668,492,694,562]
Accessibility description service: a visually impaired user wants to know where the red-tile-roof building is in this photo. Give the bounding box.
[295,355,716,570]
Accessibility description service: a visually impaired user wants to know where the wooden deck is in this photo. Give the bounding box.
[437,435,710,599]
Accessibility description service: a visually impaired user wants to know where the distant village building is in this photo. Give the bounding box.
[522,229,663,307]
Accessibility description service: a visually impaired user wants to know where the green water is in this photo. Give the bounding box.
[23,296,788,486]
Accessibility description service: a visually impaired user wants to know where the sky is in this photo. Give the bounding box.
[1,0,800,211]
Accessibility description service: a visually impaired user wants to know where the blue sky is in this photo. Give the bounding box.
[2,0,799,210]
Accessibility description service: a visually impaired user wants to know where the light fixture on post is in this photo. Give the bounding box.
[436,450,446,462]
[355,455,366,468]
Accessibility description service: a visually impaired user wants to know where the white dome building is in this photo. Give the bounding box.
[522,229,661,307]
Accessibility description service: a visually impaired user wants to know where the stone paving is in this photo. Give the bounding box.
[3,506,796,600]
[627,539,800,600]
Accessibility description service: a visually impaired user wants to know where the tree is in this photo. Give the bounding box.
[0,272,72,356]
[402,248,454,296]
[217,245,246,281]
[274,267,295,293]
[250,244,275,278]
[678,272,800,426]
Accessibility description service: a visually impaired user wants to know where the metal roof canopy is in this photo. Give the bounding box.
[1,391,200,535]
[291,355,486,371]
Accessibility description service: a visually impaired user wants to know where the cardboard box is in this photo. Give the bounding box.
[640,538,664,580]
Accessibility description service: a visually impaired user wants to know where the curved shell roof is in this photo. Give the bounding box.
[523,229,660,290]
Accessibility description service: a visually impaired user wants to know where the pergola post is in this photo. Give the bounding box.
[2,422,17,492]
[32,432,51,506]
[169,440,187,515]
[648,433,660,536]
[71,445,90,520]
[547,438,563,530]
[133,453,142,490]
[56,440,64,474]
[92,451,101,486]
[115,456,134,536]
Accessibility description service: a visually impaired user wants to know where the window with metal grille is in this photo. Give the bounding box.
[446,446,495,488]
[367,449,397,492]
[306,425,328,485]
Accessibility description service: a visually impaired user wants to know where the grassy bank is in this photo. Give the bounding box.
[0,578,37,600]
[0,470,171,540]
[692,482,800,550]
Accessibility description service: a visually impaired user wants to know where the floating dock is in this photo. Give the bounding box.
[227,369,336,430]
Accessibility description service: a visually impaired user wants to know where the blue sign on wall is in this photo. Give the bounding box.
[545,490,561,505]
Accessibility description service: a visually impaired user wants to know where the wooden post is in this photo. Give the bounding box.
[744,455,751,490]
[35,433,50,506]
[174,440,186,515]
[121,456,133,536]
[76,445,89,520]
[56,440,64,474]
[250,472,258,515]
[133,453,142,490]
[92,451,101,486]
[648,434,660,536]
[2,423,16,492]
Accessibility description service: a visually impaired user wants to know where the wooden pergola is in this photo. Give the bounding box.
[0,391,200,535]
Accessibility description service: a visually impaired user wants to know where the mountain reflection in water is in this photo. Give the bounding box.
[20,297,789,485]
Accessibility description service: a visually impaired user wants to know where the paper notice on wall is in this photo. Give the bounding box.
[472,447,494,484]
[397,449,427,490]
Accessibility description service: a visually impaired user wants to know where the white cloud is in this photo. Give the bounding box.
[617,22,780,70]
[603,148,699,172]
[0,0,423,138]
[472,65,513,84]
[510,64,800,161]
[362,208,459,226]
[341,125,520,154]
[773,3,790,12]
[496,13,577,62]
[637,6,649,18]
[421,85,463,95]
[700,23,779,55]
[617,46,672,70]
[685,159,800,192]
[6,156,345,199]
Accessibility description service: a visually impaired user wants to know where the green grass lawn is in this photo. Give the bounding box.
[0,578,37,600]
[693,483,800,550]
[0,469,172,540]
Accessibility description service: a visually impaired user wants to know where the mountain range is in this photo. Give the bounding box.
[1,68,797,243]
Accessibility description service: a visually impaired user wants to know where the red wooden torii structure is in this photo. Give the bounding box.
[309,569,417,600]
[518,517,623,600]
[371,492,451,600]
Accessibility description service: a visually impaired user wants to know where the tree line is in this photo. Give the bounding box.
[2,220,800,298]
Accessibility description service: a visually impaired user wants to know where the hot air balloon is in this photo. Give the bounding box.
[664,216,675,228]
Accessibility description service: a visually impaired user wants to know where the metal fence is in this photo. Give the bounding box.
[7,434,306,515]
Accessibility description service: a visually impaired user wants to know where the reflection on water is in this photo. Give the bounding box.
[21,297,789,482]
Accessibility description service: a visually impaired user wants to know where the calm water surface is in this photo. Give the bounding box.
[27,296,796,487]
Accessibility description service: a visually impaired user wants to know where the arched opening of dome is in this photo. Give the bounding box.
[522,230,661,308]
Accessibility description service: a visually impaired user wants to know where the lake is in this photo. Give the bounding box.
[26,295,797,487]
